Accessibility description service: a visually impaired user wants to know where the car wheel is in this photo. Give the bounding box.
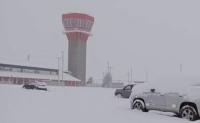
[132,99,147,112]
[180,105,198,121]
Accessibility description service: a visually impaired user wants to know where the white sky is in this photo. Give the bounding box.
[1,0,200,82]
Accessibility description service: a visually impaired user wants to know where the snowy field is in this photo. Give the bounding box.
[0,85,199,123]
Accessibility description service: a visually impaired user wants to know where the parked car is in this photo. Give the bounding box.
[114,84,135,98]
[35,82,47,91]
[22,81,47,91]
[130,82,200,121]
[22,83,36,89]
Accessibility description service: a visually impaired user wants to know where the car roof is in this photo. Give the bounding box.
[125,84,135,86]
[35,81,47,85]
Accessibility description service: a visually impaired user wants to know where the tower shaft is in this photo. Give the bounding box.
[67,32,88,85]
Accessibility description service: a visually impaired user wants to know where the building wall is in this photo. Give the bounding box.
[0,76,81,86]
[0,64,81,86]
[0,76,36,84]
[0,64,58,75]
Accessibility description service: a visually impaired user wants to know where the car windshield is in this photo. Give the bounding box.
[124,85,131,90]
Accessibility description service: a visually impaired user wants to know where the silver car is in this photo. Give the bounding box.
[130,83,200,121]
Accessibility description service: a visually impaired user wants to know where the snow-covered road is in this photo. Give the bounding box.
[0,85,198,123]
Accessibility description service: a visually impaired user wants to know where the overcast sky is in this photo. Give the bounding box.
[1,0,200,82]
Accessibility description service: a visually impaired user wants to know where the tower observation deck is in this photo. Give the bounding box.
[62,13,94,85]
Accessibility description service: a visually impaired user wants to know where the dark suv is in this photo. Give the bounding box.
[22,83,36,89]
[114,84,135,98]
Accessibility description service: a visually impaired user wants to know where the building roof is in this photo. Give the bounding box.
[62,13,94,22]
[0,71,80,82]
[0,63,58,72]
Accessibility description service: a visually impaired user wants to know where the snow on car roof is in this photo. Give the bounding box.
[35,81,47,85]
[132,75,200,99]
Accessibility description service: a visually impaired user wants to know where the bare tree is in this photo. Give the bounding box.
[87,77,94,84]
[102,72,112,87]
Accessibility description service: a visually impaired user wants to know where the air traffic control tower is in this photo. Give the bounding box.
[62,13,94,85]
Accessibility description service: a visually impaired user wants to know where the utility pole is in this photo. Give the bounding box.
[130,66,133,83]
[107,62,112,74]
[107,62,110,73]
[127,71,130,83]
[61,51,64,82]
[180,64,183,73]
[57,57,60,84]
[27,54,30,64]
[145,71,148,82]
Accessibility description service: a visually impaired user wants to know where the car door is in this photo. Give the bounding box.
[122,85,132,98]
[164,92,183,112]
[147,88,166,110]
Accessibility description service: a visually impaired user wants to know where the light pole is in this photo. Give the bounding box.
[145,71,148,83]
[130,66,133,83]
[57,57,60,84]
[180,64,183,73]
[61,51,64,82]
[127,71,130,84]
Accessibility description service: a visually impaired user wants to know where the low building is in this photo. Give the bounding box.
[0,63,81,86]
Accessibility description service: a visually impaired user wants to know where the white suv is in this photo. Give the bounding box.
[35,81,47,91]
[130,81,200,121]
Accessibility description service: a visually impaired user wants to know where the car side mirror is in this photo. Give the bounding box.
[150,88,155,93]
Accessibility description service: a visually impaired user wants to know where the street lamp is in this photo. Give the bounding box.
[57,57,60,84]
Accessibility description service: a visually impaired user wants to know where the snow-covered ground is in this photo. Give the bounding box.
[0,85,198,123]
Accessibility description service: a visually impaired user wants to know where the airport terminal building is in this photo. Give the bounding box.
[0,63,81,86]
